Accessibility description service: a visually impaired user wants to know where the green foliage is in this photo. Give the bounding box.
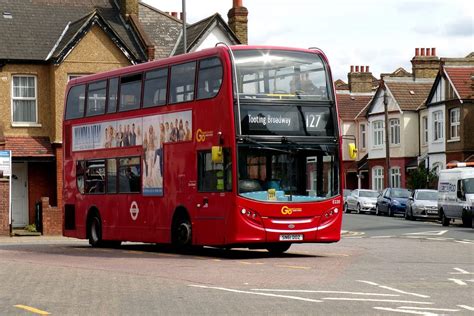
[24,224,37,232]
[407,165,438,190]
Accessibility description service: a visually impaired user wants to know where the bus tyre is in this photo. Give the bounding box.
[89,215,103,247]
[172,217,192,249]
[266,243,291,255]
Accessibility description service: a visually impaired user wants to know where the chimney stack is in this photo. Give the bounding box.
[119,0,139,19]
[411,47,440,80]
[228,0,248,44]
[348,65,373,93]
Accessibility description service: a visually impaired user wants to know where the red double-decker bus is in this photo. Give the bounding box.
[62,45,343,254]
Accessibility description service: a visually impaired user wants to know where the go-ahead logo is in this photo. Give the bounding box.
[195,129,213,142]
[281,206,302,215]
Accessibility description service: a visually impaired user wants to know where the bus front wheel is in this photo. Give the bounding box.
[266,243,291,255]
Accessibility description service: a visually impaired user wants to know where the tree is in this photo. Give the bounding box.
[407,165,438,190]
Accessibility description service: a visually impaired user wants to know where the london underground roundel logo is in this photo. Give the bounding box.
[130,201,139,220]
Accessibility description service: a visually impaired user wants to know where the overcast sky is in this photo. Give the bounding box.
[142,0,473,81]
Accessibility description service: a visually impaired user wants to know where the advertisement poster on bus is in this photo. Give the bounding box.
[72,110,192,196]
[142,110,192,196]
[72,118,143,151]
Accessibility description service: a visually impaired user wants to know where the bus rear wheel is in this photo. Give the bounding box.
[172,217,192,249]
[266,243,291,255]
[88,215,103,247]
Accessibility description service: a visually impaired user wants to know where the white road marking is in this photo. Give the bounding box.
[398,306,460,312]
[357,280,430,298]
[370,236,393,238]
[426,237,452,241]
[188,285,323,303]
[373,307,437,315]
[455,240,474,244]
[448,278,467,286]
[250,289,399,296]
[404,230,448,236]
[323,297,432,304]
[450,268,472,274]
[458,305,474,311]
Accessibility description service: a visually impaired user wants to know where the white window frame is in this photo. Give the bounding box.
[372,166,384,191]
[433,110,444,142]
[422,116,428,145]
[373,120,384,147]
[389,118,400,145]
[449,108,460,141]
[360,123,366,150]
[390,167,401,188]
[11,75,39,126]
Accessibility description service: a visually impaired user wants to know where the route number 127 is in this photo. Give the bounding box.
[305,114,321,129]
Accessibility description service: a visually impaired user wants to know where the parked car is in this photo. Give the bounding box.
[376,188,412,217]
[438,167,474,227]
[343,189,352,206]
[405,189,438,220]
[344,189,379,214]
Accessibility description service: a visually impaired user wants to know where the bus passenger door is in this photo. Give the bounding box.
[194,149,232,245]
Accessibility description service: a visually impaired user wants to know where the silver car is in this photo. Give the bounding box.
[344,189,379,214]
[405,189,439,220]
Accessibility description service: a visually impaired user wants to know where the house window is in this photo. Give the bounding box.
[360,124,366,149]
[389,118,400,145]
[372,166,384,191]
[12,75,37,123]
[433,110,444,141]
[390,167,401,188]
[373,120,384,147]
[422,116,428,145]
[449,108,460,140]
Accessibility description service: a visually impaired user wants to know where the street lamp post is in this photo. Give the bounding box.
[383,85,391,188]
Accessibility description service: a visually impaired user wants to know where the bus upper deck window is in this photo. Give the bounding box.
[169,62,196,104]
[65,85,85,119]
[119,74,142,112]
[197,57,222,100]
[107,77,118,113]
[143,68,168,108]
[86,80,106,116]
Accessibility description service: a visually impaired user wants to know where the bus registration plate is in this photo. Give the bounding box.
[279,234,303,241]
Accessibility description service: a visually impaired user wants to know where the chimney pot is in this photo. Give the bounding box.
[421,48,425,56]
[415,48,419,56]
[355,66,360,72]
[426,48,431,56]
[171,11,178,18]
[366,66,370,72]
[180,12,184,20]
[432,48,436,56]
[350,65,354,72]
[233,0,243,7]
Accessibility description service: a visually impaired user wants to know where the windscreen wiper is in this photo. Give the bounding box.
[238,136,292,154]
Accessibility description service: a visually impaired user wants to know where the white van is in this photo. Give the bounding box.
[438,167,474,227]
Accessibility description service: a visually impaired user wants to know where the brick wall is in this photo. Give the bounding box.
[41,197,62,236]
[0,180,10,236]
[28,162,56,224]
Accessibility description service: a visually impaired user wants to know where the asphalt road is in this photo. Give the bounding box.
[0,214,473,315]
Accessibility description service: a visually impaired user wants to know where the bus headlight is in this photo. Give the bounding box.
[240,207,263,226]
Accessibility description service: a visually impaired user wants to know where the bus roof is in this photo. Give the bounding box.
[67,45,330,88]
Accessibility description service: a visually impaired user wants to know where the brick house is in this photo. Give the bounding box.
[364,48,439,190]
[423,54,474,171]
[0,0,246,236]
[336,66,377,189]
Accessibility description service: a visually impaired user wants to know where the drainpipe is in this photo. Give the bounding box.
[383,84,391,188]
